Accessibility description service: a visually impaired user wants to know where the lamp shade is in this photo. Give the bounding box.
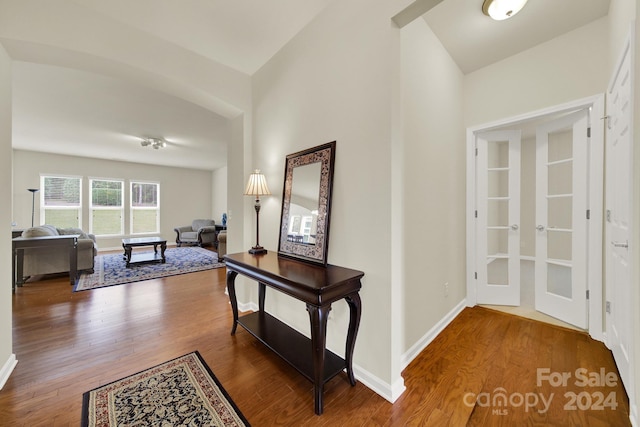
[482,0,528,20]
[244,170,271,196]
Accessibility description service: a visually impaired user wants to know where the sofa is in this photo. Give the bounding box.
[18,225,97,283]
[174,219,217,247]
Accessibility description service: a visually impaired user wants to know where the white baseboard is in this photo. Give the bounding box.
[238,301,258,313]
[0,353,17,390]
[630,402,638,427]
[354,364,406,403]
[401,299,466,370]
[354,299,464,404]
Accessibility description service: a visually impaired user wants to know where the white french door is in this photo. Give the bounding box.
[534,110,589,329]
[475,131,521,306]
[605,35,633,403]
[469,96,604,338]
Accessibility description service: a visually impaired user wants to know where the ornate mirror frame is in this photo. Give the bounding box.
[278,141,336,265]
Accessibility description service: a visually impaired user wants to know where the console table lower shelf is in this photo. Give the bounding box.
[237,311,347,384]
[224,251,364,416]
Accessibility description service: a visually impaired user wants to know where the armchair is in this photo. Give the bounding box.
[174,219,217,247]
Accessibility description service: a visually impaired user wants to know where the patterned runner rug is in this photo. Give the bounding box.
[81,351,250,427]
[75,246,225,291]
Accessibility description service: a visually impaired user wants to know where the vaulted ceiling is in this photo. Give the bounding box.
[2,0,610,170]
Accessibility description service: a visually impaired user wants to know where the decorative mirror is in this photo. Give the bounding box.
[278,141,336,265]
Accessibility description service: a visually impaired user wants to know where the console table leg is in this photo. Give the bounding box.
[344,292,362,386]
[69,238,78,286]
[307,304,331,415]
[258,283,266,312]
[226,271,239,335]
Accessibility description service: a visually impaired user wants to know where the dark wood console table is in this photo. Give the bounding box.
[224,252,364,415]
[12,235,78,292]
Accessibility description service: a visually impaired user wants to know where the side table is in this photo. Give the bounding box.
[224,251,363,415]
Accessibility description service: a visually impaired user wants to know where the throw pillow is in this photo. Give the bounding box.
[57,227,89,240]
[22,225,59,238]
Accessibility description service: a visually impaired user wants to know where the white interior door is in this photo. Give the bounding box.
[605,36,633,401]
[534,109,589,329]
[476,131,521,305]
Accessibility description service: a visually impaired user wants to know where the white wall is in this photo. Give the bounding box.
[13,150,214,249]
[400,19,466,351]
[251,0,400,392]
[464,17,610,127]
[0,43,16,389]
[634,6,640,424]
[211,166,228,225]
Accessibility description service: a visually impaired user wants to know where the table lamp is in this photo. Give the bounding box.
[244,170,271,254]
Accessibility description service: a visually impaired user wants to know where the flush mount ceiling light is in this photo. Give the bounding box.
[140,137,167,149]
[482,0,528,20]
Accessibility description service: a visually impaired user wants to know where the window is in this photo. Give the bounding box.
[130,181,160,234]
[41,175,82,228]
[90,179,124,236]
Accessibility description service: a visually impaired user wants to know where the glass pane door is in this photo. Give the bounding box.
[476,130,521,305]
[535,110,588,328]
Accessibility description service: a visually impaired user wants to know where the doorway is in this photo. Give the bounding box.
[466,95,604,339]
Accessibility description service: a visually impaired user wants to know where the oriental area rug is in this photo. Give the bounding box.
[74,247,225,291]
[81,351,250,427]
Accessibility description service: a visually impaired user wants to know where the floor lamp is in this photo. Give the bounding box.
[28,188,39,227]
[244,170,271,254]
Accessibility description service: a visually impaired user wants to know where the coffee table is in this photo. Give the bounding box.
[122,237,167,267]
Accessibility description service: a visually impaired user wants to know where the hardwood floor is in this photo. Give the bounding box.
[0,261,630,426]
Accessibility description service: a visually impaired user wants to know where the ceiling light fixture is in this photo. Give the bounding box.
[141,137,167,149]
[482,0,528,20]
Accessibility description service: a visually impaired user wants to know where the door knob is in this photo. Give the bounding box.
[510,224,519,230]
[536,225,545,231]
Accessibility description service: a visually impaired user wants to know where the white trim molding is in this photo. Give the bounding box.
[353,364,406,403]
[466,94,605,342]
[0,354,17,390]
[237,300,258,313]
[630,403,638,427]
[401,299,466,370]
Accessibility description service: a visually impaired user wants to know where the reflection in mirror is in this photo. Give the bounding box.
[288,162,321,245]
[278,141,336,265]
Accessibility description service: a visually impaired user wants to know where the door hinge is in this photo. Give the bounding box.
[606,209,611,222]
[586,290,589,299]
[606,301,611,314]
[587,127,591,138]
[475,210,478,218]
[475,272,478,280]
[475,147,478,156]
[586,209,590,220]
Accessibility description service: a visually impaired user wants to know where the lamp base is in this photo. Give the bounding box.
[248,246,267,255]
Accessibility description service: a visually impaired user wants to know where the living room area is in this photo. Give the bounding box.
[12,150,228,253]
[2,0,639,425]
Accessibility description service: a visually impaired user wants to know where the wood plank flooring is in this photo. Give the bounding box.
[0,259,630,426]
